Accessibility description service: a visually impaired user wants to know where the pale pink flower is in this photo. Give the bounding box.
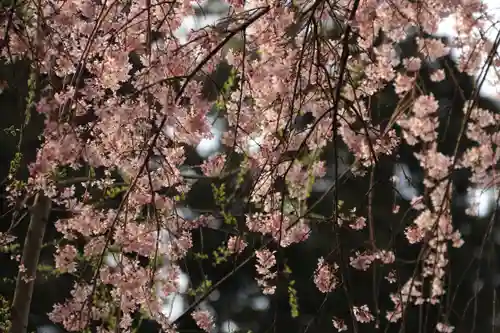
[410,196,426,210]
[450,231,464,248]
[201,154,226,177]
[227,236,247,254]
[120,313,133,329]
[405,226,426,244]
[349,216,367,230]
[376,250,395,264]
[246,213,310,247]
[417,37,450,60]
[350,252,375,271]
[385,270,397,283]
[386,309,403,323]
[255,249,277,295]
[192,310,214,332]
[353,304,374,323]
[415,148,452,181]
[55,244,78,273]
[394,73,415,95]
[430,69,446,82]
[0,232,15,246]
[48,282,93,331]
[436,322,455,333]
[413,94,439,116]
[311,161,327,178]
[314,258,339,293]
[166,231,193,261]
[403,57,422,72]
[83,236,106,257]
[414,209,434,230]
[332,317,348,332]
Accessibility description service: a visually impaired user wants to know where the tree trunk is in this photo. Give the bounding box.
[10,192,51,333]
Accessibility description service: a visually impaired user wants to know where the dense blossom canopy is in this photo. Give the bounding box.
[1,0,500,331]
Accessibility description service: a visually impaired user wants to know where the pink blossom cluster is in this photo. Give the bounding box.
[314,257,339,293]
[201,154,227,177]
[349,249,395,271]
[246,212,310,247]
[255,249,277,295]
[192,309,215,332]
[227,236,248,254]
[54,244,78,273]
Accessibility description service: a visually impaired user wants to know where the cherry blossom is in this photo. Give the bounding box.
[192,310,215,332]
[353,304,375,323]
[314,257,339,293]
[2,0,495,330]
